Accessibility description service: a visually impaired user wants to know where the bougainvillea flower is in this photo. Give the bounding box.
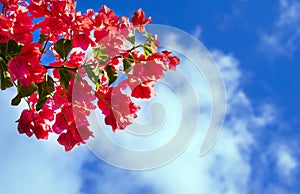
[1,0,180,151]
[132,8,152,32]
[96,84,140,131]
[17,108,53,140]
[162,50,181,70]
[131,81,156,99]
[28,0,50,18]
[8,43,46,86]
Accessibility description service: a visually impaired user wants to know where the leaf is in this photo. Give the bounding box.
[106,65,118,86]
[143,44,154,57]
[36,75,55,111]
[84,64,102,86]
[59,68,75,91]
[1,71,13,90]
[143,32,156,48]
[0,40,21,90]
[54,38,73,60]
[0,57,13,90]
[143,32,153,40]
[93,46,107,59]
[126,33,135,45]
[11,82,37,106]
[123,59,134,73]
[38,33,47,44]
[123,53,135,73]
[0,40,22,60]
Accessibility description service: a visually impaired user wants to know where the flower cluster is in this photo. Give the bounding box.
[0,0,180,151]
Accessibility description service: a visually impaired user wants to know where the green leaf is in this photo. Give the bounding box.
[84,64,103,86]
[106,65,118,86]
[54,38,73,60]
[123,53,135,73]
[93,46,108,59]
[11,82,38,106]
[143,32,153,40]
[0,57,13,90]
[1,71,13,90]
[123,59,134,74]
[0,40,21,90]
[58,68,75,91]
[38,33,47,44]
[0,40,22,60]
[36,75,55,111]
[143,44,154,57]
[126,33,135,45]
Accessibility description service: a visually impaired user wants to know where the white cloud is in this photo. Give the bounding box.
[258,0,300,57]
[0,91,88,194]
[77,31,278,194]
[276,145,297,176]
[133,50,265,194]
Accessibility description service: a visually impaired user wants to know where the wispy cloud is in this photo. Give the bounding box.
[276,145,297,177]
[258,0,300,57]
[277,0,300,27]
[255,142,299,194]
[192,26,202,40]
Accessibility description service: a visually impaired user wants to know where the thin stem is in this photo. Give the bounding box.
[43,65,78,72]
[40,36,50,56]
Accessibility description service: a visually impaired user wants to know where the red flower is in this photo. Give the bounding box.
[94,29,109,42]
[94,5,120,28]
[54,104,93,151]
[162,50,180,70]
[72,11,95,49]
[28,0,50,18]
[0,6,33,44]
[20,43,42,61]
[73,11,94,33]
[131,81,156,99]
[17,108,53,140]
[0,0,19,11]
[8,43,46,86]
[96,84,140,131]
[12,8,34,44]
[16,94,55,139]
[0,15,12,43]
[72,33,95,50]
[33,17,68,42]
[132,9,152,32]
[57,125,93,152]
[132,60,165,82]
[1,1,180,152]
[52,79,95,151]
[52,112,68,134]
[65,51,86,68]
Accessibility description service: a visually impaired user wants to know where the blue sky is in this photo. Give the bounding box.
[1,0,300,193]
